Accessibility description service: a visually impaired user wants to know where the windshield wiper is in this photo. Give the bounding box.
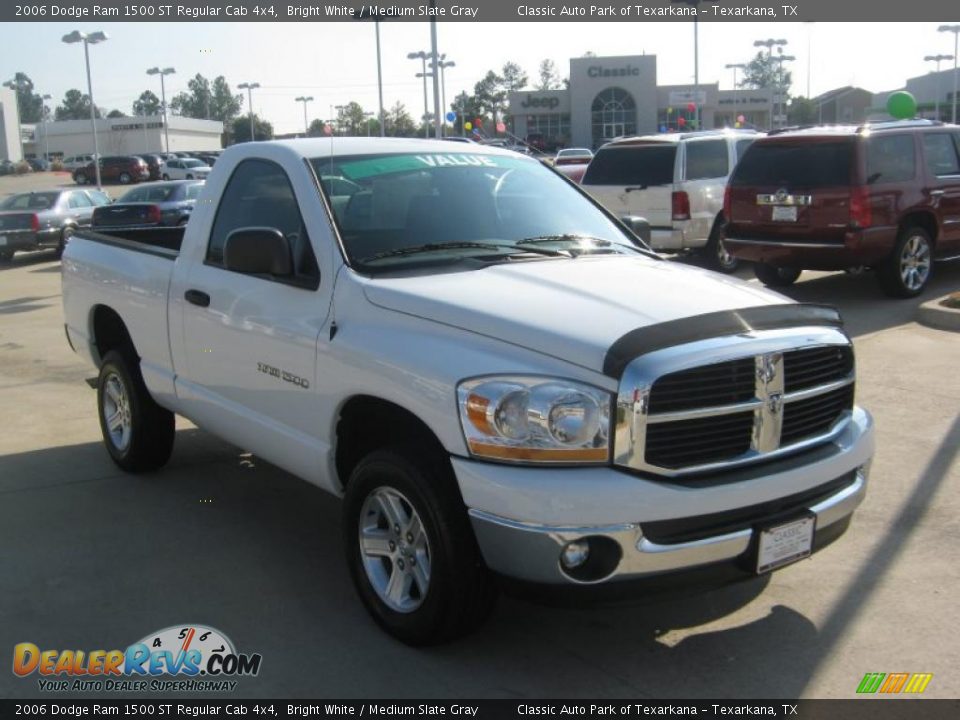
[518,233,613,247]
[357,241,564,264]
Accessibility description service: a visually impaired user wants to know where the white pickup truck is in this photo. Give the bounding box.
[62,138,875,645]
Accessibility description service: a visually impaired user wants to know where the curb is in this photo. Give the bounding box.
[917,294,960,332]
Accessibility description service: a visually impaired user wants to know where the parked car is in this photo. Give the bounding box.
[74,156,150,185]
[0,160,16,176]
[63,138,874,645]
[27,158,51,172]
[160,158,212,181]
[0,188,112,260]
[93,180,204,228]
[553,161,590,184]
[724,119,960,297]
[581,129,761,272]
[134,154,165,181]
[193,154,218,167]
[62,154,95,171]
[554,148,594,166]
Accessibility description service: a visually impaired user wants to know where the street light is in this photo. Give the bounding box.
[62,30,108,189]
[673,0,703,128]
[2,78,25,161]
[438,56,456,137]
[146,66,175,153]
[924,55,954,121]
[238,82,260,142]
[408,50,434,139]
[938,25,960,124]
[295,96,314,135]
[773,52,795,129]
[416,72,434,136]
[334,104,347,135]
[363,111,375,137]
[754,38,787,130]
[41,93,51,161]
[724,63,746,126]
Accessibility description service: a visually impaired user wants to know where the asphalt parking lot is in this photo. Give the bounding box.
[1,172,958,700]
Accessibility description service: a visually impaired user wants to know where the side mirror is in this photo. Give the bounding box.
[223,227,292,276]
[622,215,652,246]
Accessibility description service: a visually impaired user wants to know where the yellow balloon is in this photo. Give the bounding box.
[667,107,673,113]
[464,121,472,130]
[734,121,741,128]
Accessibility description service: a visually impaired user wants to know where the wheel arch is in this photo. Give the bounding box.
[898,211,939,247]
[90,305,138,367]
[334,395,451,492]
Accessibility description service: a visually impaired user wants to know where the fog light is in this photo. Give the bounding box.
[561,540,590,569]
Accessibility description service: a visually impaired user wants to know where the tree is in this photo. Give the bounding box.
[335,101,369,136]
[501,62,529,93]
[107,109,126,118]
[307,119,330,137]
[55,89,101,120]
[9,72,44,123]
[787,96,818,125]
[473,70,506,125]
[536,59,562,91]
[741,50,793,92]
[210,76,242,124]
[383,102,416,137]
[132,90,161,117]
[170,74,241,123]
[231,114,273,143]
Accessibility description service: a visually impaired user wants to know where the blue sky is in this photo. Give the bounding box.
[2,22,956,134]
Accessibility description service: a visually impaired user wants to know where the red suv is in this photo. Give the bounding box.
[724,120,960,297]
[74,156,150,186]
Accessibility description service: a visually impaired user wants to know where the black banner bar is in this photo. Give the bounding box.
[2,700,960,720]
[2,0,959,23]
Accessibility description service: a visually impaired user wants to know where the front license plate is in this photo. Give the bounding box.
[772,205,798,222]
[757,515,815,574]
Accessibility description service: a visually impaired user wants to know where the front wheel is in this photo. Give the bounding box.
[161,173,170,181]
[119,172,132,184]
[97,350,175,472]
[754,262,802,287]
[877,226,933,298]
[343,448,496,645]
[74,172,87,185]
[0,249,14,263]
[701,222,739,273]
[55,226,74,259]
[186,174,193,180]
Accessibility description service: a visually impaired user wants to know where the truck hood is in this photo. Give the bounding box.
[361,255,788,374]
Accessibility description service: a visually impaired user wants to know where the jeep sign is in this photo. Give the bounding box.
[520,94,561,110]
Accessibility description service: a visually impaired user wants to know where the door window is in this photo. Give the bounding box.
[922,133,960,177]
[866,134,915,183]
[207,159,320,288]
[68,192,94,209]
[685,140,729,180]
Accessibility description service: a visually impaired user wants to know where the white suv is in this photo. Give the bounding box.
[61,154,95,171]
[581,129,760,272]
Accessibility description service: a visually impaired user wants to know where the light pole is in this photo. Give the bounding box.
[438,56,456,137]
[754,38,787,130]
[238,82,260,142]
[335,104,347,135]
[146,66,175,154]
[939,25,960,124]
[408,51,434,139]
[804,22,815,99]
[41,93,51,160]
[2,79,25,161]
[295,96,313,135]
[375,21,385,136]
[773,51,795,129]
[62,30,108,190]
[725,63,746,126]
[924,55,953,120]
[363,111,375,137]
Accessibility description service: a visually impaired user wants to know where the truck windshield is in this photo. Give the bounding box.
[310,152,645,270]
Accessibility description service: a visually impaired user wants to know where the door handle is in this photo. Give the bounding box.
[930,189,945,197]
[184,289,210,307]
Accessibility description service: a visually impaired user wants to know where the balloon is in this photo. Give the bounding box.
[737,114,746,123]
[474,118,483,127]
[464,121,472,131]
[659,125,667,133]
[667,107,673,114]
[678,117,687,127]
[734,121,741,128]
[496,122,506,133]
[323,124,333,136]
[689,120,698,129]
[886,91,917,120]
[687,102,696,113]
[445,111,456,122]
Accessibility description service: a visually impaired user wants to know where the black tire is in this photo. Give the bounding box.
[701,220,739,274]
[161,173,170,181]
[96,350,175,473]
[55,226,75,259]
[877,226,934,298]
[342,447,496,645]
[119,172,132,185]
[74,172,87,185]
[186,174,193,180]
[0,249,14,263]
[754,262,802,288]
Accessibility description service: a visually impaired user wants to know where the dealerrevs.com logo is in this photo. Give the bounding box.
[13,625,262,693]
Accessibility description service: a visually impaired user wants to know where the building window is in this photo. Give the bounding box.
[525,113,571,150]
[591,88,636,148]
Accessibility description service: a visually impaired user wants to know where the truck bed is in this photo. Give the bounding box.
[71,226,185,259]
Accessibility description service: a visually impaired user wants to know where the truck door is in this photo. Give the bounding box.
[172,157,334,483]
[921,132,960,252]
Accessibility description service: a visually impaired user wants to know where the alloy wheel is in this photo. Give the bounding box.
[899,234,931,292]
[101,372,132,452]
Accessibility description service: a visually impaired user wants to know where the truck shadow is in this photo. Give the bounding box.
[0,423,899,700]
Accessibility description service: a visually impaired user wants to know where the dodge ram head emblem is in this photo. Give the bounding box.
[754,352,785,453]
[767,393,784,416]
[774,188,789,204]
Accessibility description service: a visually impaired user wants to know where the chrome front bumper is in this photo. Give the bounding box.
[459,408,873,585]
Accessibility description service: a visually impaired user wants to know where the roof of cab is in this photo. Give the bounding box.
[222,136,532,160]
[602,128,762,147]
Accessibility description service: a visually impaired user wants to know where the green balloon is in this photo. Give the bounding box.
[886,91,917,120]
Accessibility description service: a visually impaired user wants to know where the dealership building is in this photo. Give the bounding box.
[508,54,774,149]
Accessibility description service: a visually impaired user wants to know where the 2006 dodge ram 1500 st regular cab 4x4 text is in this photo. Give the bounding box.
[62,139,875,645]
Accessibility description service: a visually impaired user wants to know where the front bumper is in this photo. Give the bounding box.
[456,407,873,585]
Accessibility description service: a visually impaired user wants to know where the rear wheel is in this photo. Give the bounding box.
[74,172,87,185]
[754,263,802,288]
[161,173,170,181]
[877,226,933,298]
[97,350,175,473]
[119,172,132,184]
[701,221,739,273]
[343,447,496,645]
[0,249,14,263]
[186,174,193,180]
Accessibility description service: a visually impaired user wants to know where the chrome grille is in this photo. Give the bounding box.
[614,328,856,477]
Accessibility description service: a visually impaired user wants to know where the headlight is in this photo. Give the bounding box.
[457,376,611,464]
